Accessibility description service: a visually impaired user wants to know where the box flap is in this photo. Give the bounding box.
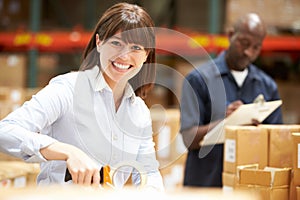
[238,167,291,187]
[263,167,291,186]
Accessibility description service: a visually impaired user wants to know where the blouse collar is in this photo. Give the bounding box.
[86,66,136,102]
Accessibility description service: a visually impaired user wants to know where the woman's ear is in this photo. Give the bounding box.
[95,34,101,45]
[96,34,101,52]
[144,51,150,62]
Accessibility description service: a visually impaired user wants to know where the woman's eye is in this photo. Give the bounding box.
[111,40,122,46]
[131,45,143,51]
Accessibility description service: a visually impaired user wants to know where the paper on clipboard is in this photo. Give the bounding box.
[200,95,282,146]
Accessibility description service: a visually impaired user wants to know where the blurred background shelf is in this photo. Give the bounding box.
[1,30,300,54]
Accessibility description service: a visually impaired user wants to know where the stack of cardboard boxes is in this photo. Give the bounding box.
[0,54,42,188]
[292,133,300,200]
[0,161,40,188]
[0,86,26,120]
[223,124,300,200]
[151,108,187,189]
[225,0,300,31]
[0,54,27,120]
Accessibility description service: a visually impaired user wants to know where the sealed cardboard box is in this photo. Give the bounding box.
[0,152,22,161]
[151,108,187,165]
[160,161,186,190]
[0,102,13,120]
[292,133,300,186]
[150,108,187,188]
[37,54,59,87]
[290,178,298,200]
[225,0,300,30]
[0,163,27,188]
[0,54,27,88]
[259,125,300,168]
[0,87,25,104]
[237,166,291,200]
[0,161,40,187]
[223,126,268,173]
[0,87,26,120]
[222,172,237,189]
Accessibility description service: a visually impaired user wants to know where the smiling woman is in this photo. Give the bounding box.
[81,3,156,100]
[0,2,164,191]
[95,32,149,91]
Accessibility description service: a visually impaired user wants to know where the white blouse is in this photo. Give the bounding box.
[0,66,164,190]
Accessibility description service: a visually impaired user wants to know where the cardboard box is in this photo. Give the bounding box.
[0,87,27,119]
[290,178,297,200]
[0,54,27,88]
[226,0,300,31]
[160,162,185,189]
[260,125,300,168]
[239,167,291,187]
[0,102,12,120]
[0,164,27,188]
[37,54,59,87]
[223,126,268,173]
[222,164,259,189]
[0,152,22,161]
[144,86,170,108]
[237,166,291,200]
[277,81,300,124]
[238,185,290,200]
[0,87,25,104]
[151,108,187,166]
[0,161,40,188]
[292,133,300,186]
[222,172,237,189]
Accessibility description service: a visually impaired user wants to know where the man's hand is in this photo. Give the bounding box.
[226,100,243,117]
[226,100,261,126]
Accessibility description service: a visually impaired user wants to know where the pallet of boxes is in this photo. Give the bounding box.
[222,124,300,200]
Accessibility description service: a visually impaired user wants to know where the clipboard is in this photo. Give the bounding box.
[200,94,282,146]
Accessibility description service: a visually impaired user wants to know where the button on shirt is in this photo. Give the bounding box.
[0,66,164,190]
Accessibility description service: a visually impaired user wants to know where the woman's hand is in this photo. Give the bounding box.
[65,147,101,186]
[40,142,101,187]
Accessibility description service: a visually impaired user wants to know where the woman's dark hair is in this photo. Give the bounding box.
[80,3,156,99]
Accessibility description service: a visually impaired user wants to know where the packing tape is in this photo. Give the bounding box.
[109,160,147,188]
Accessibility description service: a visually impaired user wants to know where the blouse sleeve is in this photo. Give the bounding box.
[0,74,73,162]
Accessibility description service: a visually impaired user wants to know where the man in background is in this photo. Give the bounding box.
[179,13,283,187]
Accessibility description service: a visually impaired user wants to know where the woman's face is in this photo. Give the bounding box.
[96,32,148,87]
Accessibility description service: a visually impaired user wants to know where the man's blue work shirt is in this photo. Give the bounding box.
[180,51,283,187]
